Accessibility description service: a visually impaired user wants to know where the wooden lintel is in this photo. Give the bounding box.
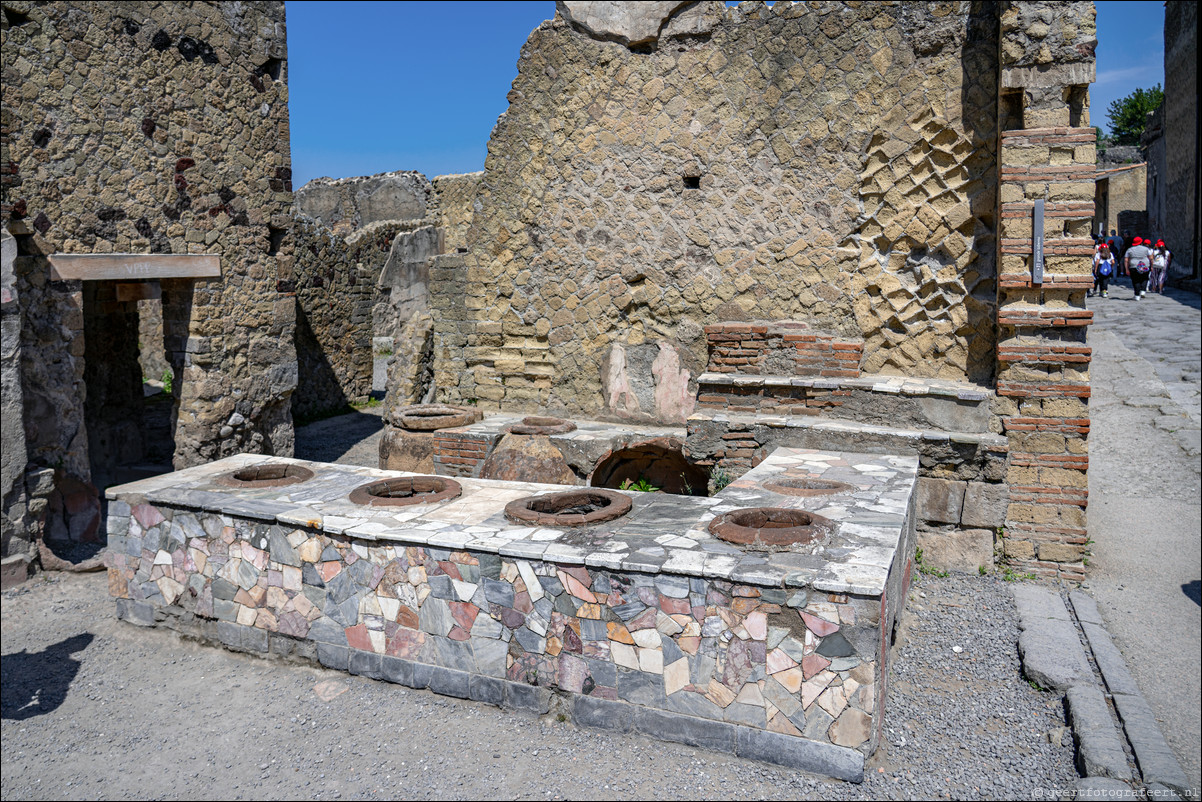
[115,282,162,302]
[48,253,221,281]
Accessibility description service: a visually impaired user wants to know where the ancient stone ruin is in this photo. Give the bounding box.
[2,0,1099,781]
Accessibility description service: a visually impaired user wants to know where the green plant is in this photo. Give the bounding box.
[710,466,734,494]
[978,565,987,576]
[350,396,381,410]
[915,547,949,578]
[160,367,173,395]
[1001,566,1037,582]
[1106,84,1163,145]
[465,398,478,406]
[374,346,393,357]
[1027,678,1047,693]
[620,478,660,493]
[555,713,567,723]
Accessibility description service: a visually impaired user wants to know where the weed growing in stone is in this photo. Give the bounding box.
[915,547,949,578]
[620,478,660,493]
[710,467,734,494]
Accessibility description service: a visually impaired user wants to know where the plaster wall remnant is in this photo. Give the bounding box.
[294,171,433,237]
[1,0,296,556]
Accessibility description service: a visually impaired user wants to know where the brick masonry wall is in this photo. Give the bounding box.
[995,0,1097,580]
[438,2,1002,419]
[1,1,296,550]
[704,322,862,379]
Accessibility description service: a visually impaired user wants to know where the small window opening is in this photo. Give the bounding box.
[683,175,701,190]
[1067,85,1087,128]
[1001,91,1025,132]
[267,225,286,256]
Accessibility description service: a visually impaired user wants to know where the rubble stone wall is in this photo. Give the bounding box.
[294,171,433,237]
[1162,2,1197,278]
[435,1,1003,419]
[291,219,380,421]
[432,172,484,254]
[0,0,296,549]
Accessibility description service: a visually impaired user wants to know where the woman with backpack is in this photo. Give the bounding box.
[1124,237,1153,300]
[1150,240,1172,293]
[1092,245,1115,298]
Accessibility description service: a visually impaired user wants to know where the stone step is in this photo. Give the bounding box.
[695,371,995,435]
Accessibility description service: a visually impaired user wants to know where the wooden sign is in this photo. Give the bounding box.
[49,254,220,281]
[1031,199,1044,284]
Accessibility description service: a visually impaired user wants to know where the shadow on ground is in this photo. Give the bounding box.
[1183,580,1201,607]
[293,408,384,464]
[1,633,94,720]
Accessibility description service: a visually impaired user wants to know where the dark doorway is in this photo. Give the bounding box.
[81,281,176,511]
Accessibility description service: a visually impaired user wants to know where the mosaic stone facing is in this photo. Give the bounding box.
[104,446,916,781]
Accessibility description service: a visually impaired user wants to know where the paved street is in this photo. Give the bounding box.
[1083,276,1201,791]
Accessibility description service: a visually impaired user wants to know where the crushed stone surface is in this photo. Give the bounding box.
[1,571,1076,800]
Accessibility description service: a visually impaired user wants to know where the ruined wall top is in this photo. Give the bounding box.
[999,1,1096,88]
[294,170,434,235]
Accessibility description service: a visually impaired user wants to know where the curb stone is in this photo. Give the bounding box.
[1014,585,1194,799]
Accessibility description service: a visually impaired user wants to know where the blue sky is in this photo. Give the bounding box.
[286,1,1165,187]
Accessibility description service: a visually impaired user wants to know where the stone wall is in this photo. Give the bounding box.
[294,171,433,237]
[432,172,483,254]
[1093,163,1147,237]
[435,1,1003,420]
[994,0,1097,580]
[291,219,379,422]
[1143,105,1167,246]
[1162,2,1197,279]
[0,0,296,552]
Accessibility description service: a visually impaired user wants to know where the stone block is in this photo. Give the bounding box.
[348,649,383,680]
[574,694,634,733]
[734,726,864,782]
[1066,684,1131,781]
[1038,541,1082,562]
[1017,624,1091,692]
[1,555,31,589]
[917,528,994,573]
[316,642,349,672]
[1072,778,1142,801]
[634,708,736,752]
[116,598,156,627]
[428,666,471,699]
[916,477,966,524]
[381,656,415,688]
[243,626,269,654]
[468,675,505,707]
[506,682,551,714]
[1111,692,1191,796]
[961,482,1009,528]
[214,621,241,650]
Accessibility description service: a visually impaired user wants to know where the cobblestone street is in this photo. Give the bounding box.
[1084,277,1201,790]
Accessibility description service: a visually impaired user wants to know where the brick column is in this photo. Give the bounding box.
[994,1,1097,580]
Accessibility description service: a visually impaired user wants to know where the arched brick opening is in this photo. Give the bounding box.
[588,438,710,497]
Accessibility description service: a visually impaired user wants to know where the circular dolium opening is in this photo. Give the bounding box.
[709,506,833,549]
[218,463,315,488]
[763,476,855,497]
[505,489,632,527]
[349,476,462,507]
[507,416,577,435]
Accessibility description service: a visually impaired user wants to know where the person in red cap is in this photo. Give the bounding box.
[1125,236,1153,299]
[1150,239,1172,293]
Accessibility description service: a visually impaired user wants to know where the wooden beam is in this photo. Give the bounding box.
[115,282,162,302]
[48,254,221,281]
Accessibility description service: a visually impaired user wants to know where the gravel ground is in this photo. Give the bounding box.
[1,569,1077,801]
